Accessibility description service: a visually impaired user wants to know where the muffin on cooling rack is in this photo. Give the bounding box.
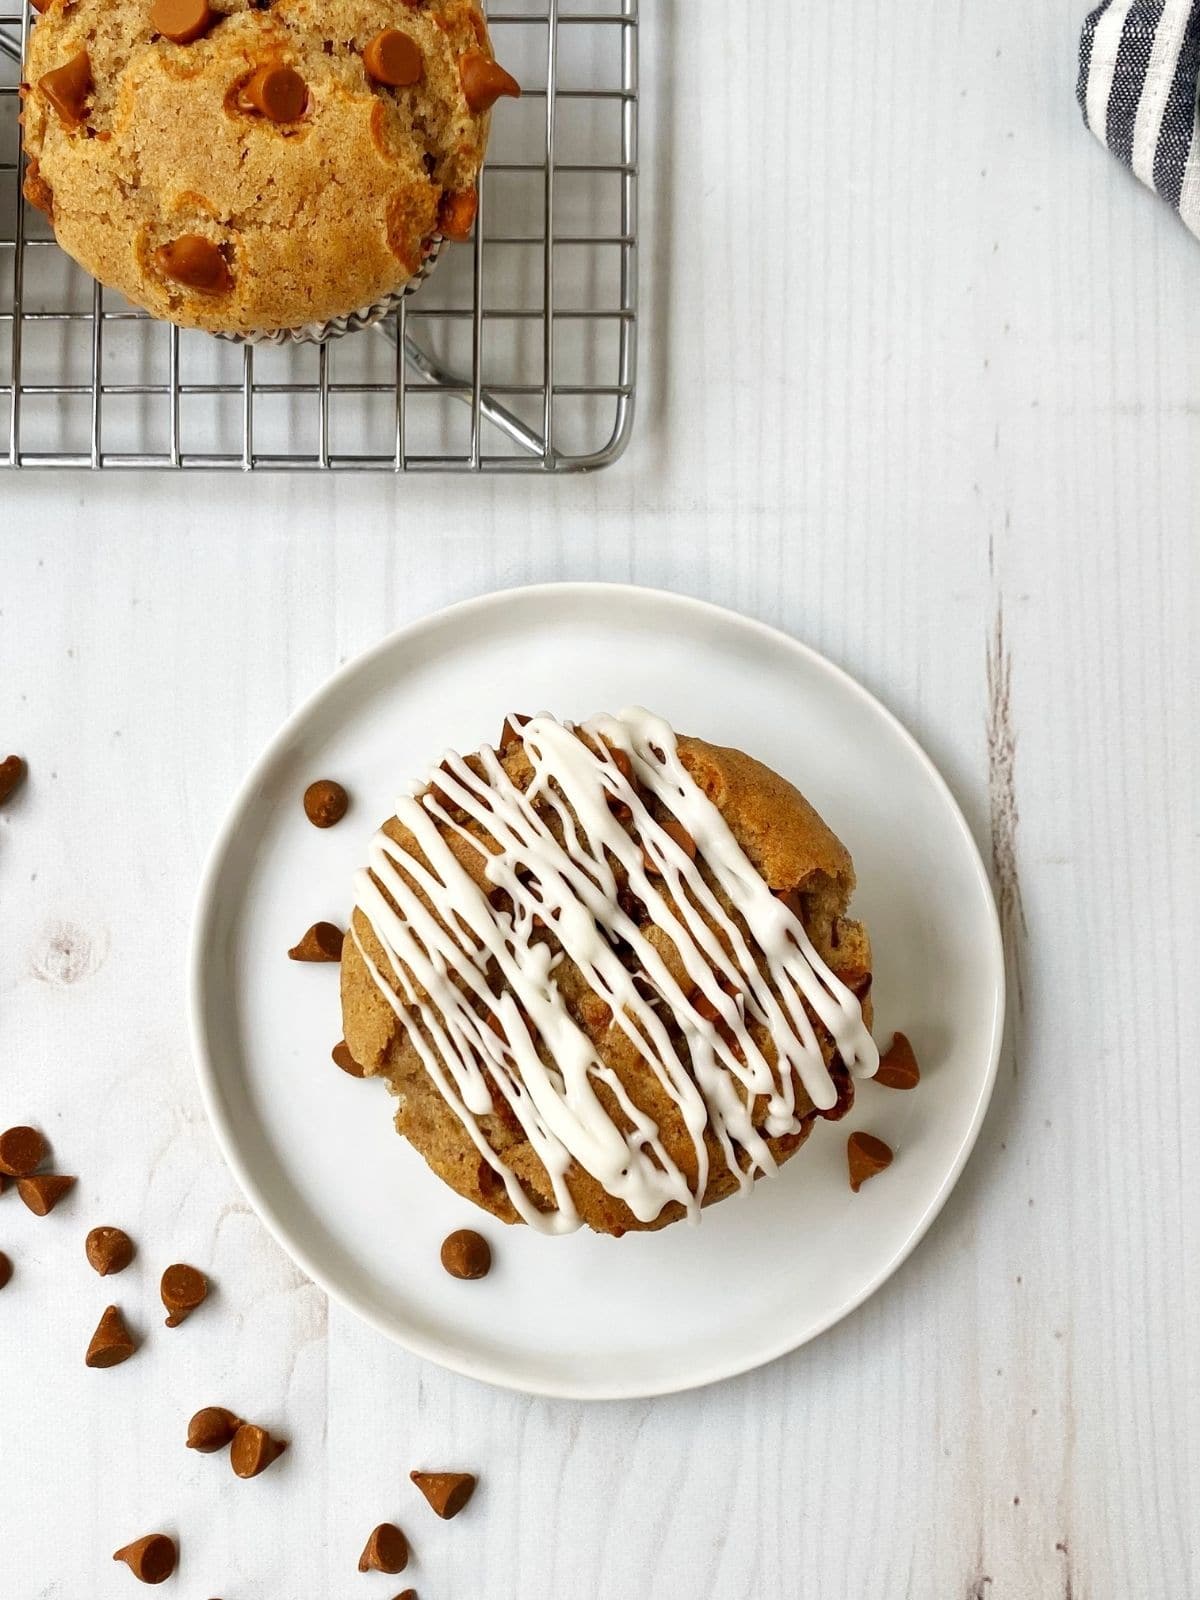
[21,0,519,339]
[340,709,881,1237]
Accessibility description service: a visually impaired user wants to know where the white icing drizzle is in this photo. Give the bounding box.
[352,708,879,1235]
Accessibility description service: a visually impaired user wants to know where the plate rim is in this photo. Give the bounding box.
[188,580,1005,1401]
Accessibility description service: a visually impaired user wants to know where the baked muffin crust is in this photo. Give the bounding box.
[22,0,514,333]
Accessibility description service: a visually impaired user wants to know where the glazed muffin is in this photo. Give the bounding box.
[21,0,518,336]
[341,709,881,1238]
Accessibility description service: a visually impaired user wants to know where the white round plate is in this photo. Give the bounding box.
[190,583,1004,1400]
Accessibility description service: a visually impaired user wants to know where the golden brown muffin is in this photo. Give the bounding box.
[341,712,877,1237]
[22,0,518,334]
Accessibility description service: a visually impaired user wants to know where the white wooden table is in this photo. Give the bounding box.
[3,1,1197,1594]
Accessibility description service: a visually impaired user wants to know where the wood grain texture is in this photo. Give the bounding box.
[2,0,1198,1595]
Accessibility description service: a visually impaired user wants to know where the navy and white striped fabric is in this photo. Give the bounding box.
[1078,0,1200,235]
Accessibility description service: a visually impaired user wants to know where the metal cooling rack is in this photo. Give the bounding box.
[0,0,637,471]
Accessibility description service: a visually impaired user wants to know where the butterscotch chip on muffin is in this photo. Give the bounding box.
[21,0,517,334]
[341,709,881,1237]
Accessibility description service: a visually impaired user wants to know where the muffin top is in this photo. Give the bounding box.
[22,0,518,333]
[341,709,879,1237]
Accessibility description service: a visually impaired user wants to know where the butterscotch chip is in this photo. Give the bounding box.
[363,30,423,87]
[113,1533,176,1584]
[498,713,530,750]
[86,1226,135,1276]
[230,1422,287,1478]
[358,1523,409,1574]
[289,922,344,962]
[437,187,477,242]
[643,819,696,874]
[0,1126,46,1178]
[834,966,873,1001]
[303,779,349,829]
[39,50,92,129]
[187,1405,242,1452]
[847,1131,893,1193]
[0,755,27,806]
[150,0,215,44]
[393,1592,417,1600]
[161,1262,207,1326]
[238,64,308,123]
[0,1251,12,1290]
[154,237,233,295]
[18,1173,75,1215]
[439,1229,490,1280]
[87,1304,137,1367]
[875,1031,920,1091]
[332,1040,365,1077]
[458,50,519,112]
[409,1470,476,1519]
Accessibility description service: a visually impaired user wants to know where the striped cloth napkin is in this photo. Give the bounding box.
[1078,0,1200,235]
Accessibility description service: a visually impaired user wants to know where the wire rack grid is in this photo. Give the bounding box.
[0,0,637,472]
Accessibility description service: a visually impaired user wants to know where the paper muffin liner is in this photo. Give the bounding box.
[217,236,444,347]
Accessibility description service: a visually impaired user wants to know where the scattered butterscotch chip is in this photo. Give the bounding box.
[154,236,233,294]
[18,1173,75,1215]
[409,1470,476,1520]
[437,187,478,242]
[160,1262,207,1326]
[440,1229,491,1281]
[0,1251,12,1290]
[0,755,27,806]
[874,1031,920,1091]
[0,1125,46,1178]
[86,1304,137,1368]
[289,921,344,962]
[392,1591,417,1600]
[39,49,92,128]
[187,1405,242,1453]
[149,0,214,44]
[358,1523,409,1575]
[239,63,307,122]
[86,1225,135,1276]
[363,29,423,86]
[230,1422,287,1478]
[303,778,349,829]
[458,50,519,112]
[113,1533,177,1584]
[332,1040,365,1077]
[847,1131,894,1193]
